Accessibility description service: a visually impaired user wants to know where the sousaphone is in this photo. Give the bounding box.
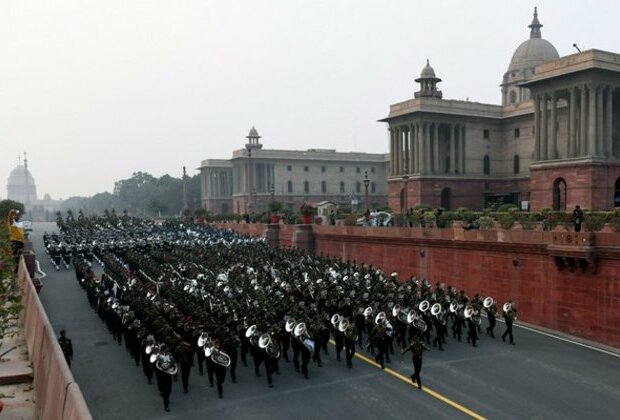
[197,332,209,347]
[430,303,442,317]
[418,300,430,313]
[483,297,494,309]
[155,352,178,375]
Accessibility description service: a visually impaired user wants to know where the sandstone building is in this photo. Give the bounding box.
[199,127,389,214]
[381,8,620,211]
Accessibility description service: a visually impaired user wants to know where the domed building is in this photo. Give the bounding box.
[381,8,620,211]
[7,164,38,205]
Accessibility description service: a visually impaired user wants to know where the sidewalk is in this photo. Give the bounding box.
[0,321,37,419]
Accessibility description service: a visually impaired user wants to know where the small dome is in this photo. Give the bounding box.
[248,126,260,138]
[420,59,436,79]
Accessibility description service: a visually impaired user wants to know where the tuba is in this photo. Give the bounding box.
[374,311,386,325]
[363,306,373,318]
[483,297,494,309]
[430,303,442,317]
[449,301,459,313]
[418,300,430,313]
[155,352,178,375]
[331,313,341,327]
[464,304,474,319]
[285,318,296,333]
[211,348,232,367]
[339,317,358,342]
[197,332,209,348]
[258,333,281,359]
[294,322,315,352]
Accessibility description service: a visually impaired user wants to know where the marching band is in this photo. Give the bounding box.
[45,212,517,412]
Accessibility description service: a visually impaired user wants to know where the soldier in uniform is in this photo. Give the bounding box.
[58,329,73,368]
[402,335,430,390]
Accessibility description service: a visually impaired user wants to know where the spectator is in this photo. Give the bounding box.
[573,205,584,232]
[7,209,25,271]
[58,329,74,368]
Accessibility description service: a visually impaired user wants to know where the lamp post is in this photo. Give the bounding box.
[363,171,370,213]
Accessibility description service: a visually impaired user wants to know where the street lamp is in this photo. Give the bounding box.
[363,171,370,213]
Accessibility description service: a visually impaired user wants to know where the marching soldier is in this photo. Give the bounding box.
[502,301,516,345]
[402,335,430,390]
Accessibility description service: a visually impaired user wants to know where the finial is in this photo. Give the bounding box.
[426,58,429,65]
[529,6,542,39]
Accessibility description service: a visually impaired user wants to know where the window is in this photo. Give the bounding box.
[509,90,517,104]
[483,155,490,175]
[371,182,376,193]
[339,181,345,193]
[321,165,326,173]
[304,181,309,193]
[287,181,293,193]
[513,155,520,174]
[287,165,292,171]
[483,129,490,139]
[356,181,361,193]
[304,166,309,172]
[514,128,520,138]
[370,167,375,174]
[321,181,327,193]
[356,167,361,174]
[339,166,344,173]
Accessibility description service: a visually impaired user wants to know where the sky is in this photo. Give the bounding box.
[1,0,618,199]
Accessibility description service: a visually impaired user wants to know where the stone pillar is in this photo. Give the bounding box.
[461,125,466,174]
[265,223,280,248]
[389,128,394,175]
[416,123,423,174]
[540,94,548,160]
[424,123,431,174]
[453,124,460,173]
[588,84,597,156]
[409,124,415,174]
[568,87,576,158]
[534,94,541,160]
[396,127,402,175]
[404,127,410,173]
[606,85,614,157]
[433,123,440,173]
[449,124,456,173]
[549,92,557,159]
[580,85,588,156]
[597,84,604,156]
[293,224,315,253]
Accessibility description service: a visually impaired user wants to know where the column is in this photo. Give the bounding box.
[534,94,541,160]
[580,85,588,156]
[568,87,576,157]
[424,123,432,174]
[453,124,460,173]
[409,124,415,174]
[416,123,422,174]
[540,94,548,160]
[433,123,440,173]
[404,127,410,173]
[597,84,604,156]
[394,127,400,175]
[449,124,456,174]
[549,92,557,159]
[588,84,597,156]
[606,86,614,157]
[461,125,466,174]
[389,128,394,175]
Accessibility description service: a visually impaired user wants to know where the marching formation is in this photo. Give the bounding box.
[44,212,517,412]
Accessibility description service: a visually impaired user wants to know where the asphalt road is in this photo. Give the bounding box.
[31,222,620,420]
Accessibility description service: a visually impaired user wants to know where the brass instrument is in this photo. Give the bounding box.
[430,303,442,317]
[258,333,281,359]
[155,351,178,375]
[211,348,232,367]
[483,296,494,309]
[331,313,341,327]
[338,317,359,342]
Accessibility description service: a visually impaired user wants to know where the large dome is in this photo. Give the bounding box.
[7,165,35,186]
[506,7,558,73]
[508,38,559,72]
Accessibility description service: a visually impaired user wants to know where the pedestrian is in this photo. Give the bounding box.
[402,335,430,390]
[58,329,73,368]
[329,209,336,226]
[7,209,25,271]
[573,205,584,232]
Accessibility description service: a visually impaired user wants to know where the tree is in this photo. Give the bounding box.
[0,199,25,220]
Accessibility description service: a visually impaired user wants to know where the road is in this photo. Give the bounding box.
[31,222,620,420]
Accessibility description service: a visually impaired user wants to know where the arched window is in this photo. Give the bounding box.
[513,155,520,174]
[287,181,293,193]
[509,90,517,104]
[339,181,345,193]
[441,188,451,210]
[321,181,327,193]
[553,178,567,211]
[304,181,309,193]
[615,177,620,207]
[483,155,490,175]
[371,182,376,193]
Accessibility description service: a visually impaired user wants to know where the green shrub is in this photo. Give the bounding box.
[423,211,436,228]
[584,213,607,232]
[497,212,518,229]
[497,203,519,212]
[478,216,495,230]
[518,213,538,230]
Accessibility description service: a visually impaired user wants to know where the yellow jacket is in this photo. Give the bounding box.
[7,210,25,243]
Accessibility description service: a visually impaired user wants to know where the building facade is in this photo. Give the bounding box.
[200,127,389,214]
[6,157,62,220]
[382,8,620,211]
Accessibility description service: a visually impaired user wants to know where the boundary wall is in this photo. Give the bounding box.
[213,222,620,348]
[18,259,92,420]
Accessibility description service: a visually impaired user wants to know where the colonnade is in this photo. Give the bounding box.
[534,84,617,160]
[390,122,466,176]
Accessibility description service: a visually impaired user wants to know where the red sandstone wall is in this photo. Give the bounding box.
[280,224,294,248]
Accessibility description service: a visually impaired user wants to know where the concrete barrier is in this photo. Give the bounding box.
[18,259,93,420]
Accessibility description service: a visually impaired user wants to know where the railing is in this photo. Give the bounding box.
[18,258,92,420]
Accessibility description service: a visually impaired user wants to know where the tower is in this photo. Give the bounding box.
[414,60,443,99]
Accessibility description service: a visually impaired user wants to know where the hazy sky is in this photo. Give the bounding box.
[1,1,618,199]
